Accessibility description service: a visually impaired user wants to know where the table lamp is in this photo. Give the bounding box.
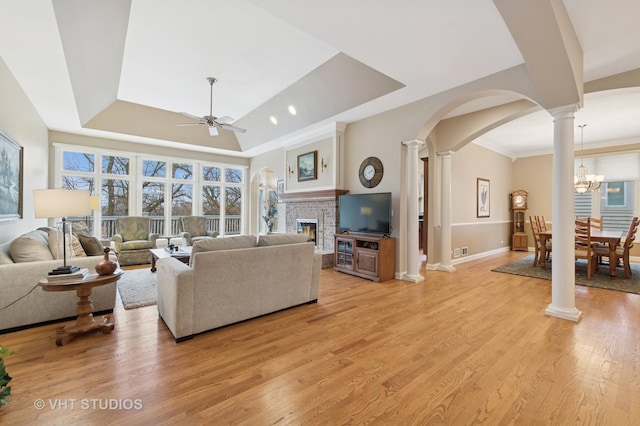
[33,189,91,275]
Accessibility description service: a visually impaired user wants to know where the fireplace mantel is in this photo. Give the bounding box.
[279,189,348,203]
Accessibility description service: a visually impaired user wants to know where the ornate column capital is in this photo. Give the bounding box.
[402,139,425,148]
[548,103,580,120]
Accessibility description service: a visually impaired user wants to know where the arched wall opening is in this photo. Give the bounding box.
[408,89,544,272]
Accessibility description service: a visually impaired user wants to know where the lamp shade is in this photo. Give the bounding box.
[90,195,100,211]
[33,189,91,218]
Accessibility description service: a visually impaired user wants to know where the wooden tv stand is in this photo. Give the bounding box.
[334,234,396,282]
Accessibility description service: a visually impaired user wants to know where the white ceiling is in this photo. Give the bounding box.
[1,0,639,158]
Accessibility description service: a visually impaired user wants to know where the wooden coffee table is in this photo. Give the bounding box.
[149,246,192,272]
[39,270,123,346]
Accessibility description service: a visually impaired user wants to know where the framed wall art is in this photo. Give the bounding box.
[476,178,490,218]
[297,150,317,182]
[0,129,23,223]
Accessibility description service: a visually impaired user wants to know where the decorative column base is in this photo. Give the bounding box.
[402,272,424,282]
[436,264,456,272]
[545,304,583,322]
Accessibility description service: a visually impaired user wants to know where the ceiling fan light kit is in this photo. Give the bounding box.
[177,77,247,136]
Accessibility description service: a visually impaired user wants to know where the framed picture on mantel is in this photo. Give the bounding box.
[297,151,317,182]
[476,178,490,218]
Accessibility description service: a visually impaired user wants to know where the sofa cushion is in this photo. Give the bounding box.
[0,241,13,264]
[120,240,154,251]
[78,234,105,256]
[191,235,257,262]
[9,230,55,263]
[257,233,308,247]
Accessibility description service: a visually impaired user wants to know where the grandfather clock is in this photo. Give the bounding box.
[510,190,528,251]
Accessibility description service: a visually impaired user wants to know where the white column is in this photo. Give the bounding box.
[402,139,425,282]
[437,151,455,272]
[545,105,582,322]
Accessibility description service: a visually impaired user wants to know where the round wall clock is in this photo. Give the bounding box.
[359,156,384,188]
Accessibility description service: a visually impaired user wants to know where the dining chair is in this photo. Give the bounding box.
[536,215,549,232]
[530,216,541,266]
[590,217,604,231]
[575,218,598,280]
[580,217,608,259]
[530,215,551,267]
[595,216,639,279]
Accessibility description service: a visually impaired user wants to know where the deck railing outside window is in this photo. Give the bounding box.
[71,216,241,240]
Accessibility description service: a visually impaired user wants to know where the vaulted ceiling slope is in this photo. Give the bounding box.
[1,0,639,158]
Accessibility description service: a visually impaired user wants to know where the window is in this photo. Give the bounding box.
[600,181,635,233]
[574,152,638,233]
[605,182,625,207]
[55,144,246,239]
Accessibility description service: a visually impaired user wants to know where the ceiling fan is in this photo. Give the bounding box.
[177,77,246,136]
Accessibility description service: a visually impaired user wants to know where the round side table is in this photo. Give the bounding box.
[39,270,124,346]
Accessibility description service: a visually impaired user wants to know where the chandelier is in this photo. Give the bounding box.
[574,124,604,193]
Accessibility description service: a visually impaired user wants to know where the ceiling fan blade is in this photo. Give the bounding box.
[178,78,247,135]
[219,123,247,133]
[216,116,235,124]
[179,112,203,121]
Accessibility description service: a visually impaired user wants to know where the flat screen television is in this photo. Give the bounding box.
[338,192,392,236]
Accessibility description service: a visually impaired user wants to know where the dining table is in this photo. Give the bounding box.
[538,229,622,279]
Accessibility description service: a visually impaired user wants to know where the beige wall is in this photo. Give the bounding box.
[451,143,513,256]
[512,154,553,246]
[0,57,49,243]
[285,137,334,192]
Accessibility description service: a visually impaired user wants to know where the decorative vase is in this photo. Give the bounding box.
[95,247,117,276]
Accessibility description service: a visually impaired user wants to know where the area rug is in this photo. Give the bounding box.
[492,254,640,295]
[117,268,157,309]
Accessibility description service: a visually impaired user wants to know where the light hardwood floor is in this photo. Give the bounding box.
[1,251,639,424]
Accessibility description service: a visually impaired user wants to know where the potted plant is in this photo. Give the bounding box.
[262,190,278,233]
[0,345,14,406]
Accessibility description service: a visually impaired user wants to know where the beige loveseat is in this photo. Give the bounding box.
[0,227,118,332]
[156,234,321,342]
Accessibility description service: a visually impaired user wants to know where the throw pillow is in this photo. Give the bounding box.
[71,221,93,237]
[9,230,55,263]
[48,229,87,258]
[77,234,105,256]
[257,233,308,247]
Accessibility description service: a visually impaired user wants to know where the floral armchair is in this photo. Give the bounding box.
[111,217,159,266]
[180,216,218,246]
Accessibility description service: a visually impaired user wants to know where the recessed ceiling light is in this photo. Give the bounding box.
[288,105,297,116]
[270,116,278,125]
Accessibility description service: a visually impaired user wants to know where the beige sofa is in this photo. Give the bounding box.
[0,227,118,332]
[156,234,321,342]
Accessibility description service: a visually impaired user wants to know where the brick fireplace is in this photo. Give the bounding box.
[279,189,348,257]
